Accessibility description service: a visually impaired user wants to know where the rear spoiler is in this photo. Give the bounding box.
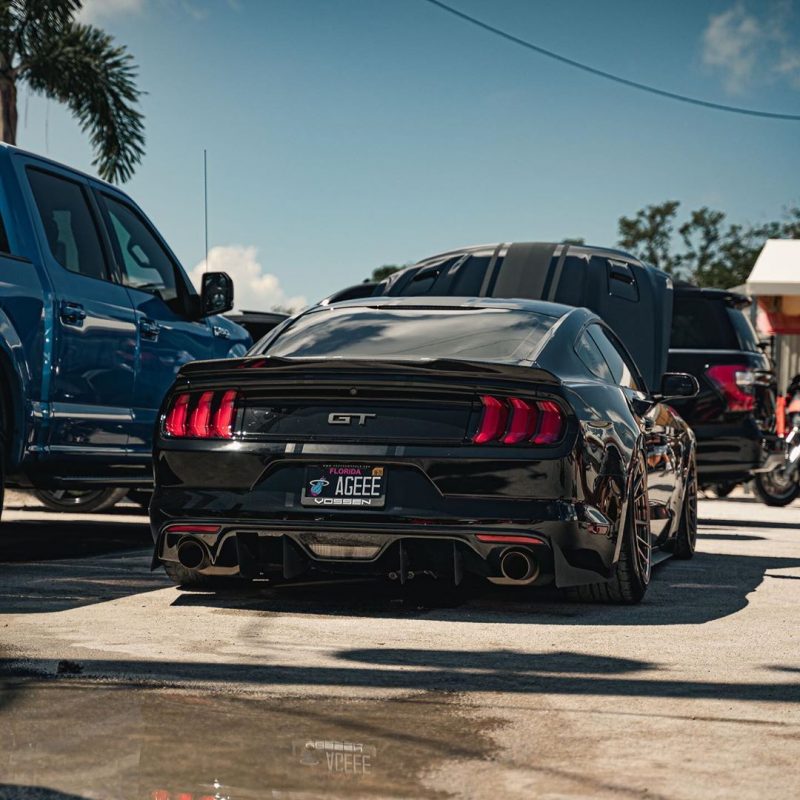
[177,356,562,388]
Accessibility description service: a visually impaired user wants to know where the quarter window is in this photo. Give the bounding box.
[27,169,108,281]
[575,330,614,383]
[588,325,643,391]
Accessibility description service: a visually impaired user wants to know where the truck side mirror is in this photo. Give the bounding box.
[659,372,699,400]
[201,271,234,317]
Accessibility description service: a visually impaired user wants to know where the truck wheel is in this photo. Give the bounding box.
[753,470,800,507]
[566,453,651,604]
[33,488,129,513]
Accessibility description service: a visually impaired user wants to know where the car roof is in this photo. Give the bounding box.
[0,142,118,190]
[413,241,641,267]
[313,294,575,318]
[673,283,750,308]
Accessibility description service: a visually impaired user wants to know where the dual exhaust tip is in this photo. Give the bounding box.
[499,548,540,583]
[177,538,210,570]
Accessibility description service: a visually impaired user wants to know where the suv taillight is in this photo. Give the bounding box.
[705,365,755,412]
[472,395,565,445]
[164,390,238,439]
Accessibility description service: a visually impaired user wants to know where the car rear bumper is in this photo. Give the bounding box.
[151,505,617,589]
[692,417,770,483]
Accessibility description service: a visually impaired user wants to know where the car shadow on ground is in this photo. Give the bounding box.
[0,518,167,614]
[1,645,798,706]
[170,548,800,626]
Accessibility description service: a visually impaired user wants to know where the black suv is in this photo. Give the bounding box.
[666,286,778,490]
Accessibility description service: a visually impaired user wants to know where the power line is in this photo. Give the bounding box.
[421,0,800,121]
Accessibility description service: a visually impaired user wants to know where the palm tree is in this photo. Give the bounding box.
[0,0,144,183]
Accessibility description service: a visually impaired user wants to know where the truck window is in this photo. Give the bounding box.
[102,194,179,305]
[27,169,108,281]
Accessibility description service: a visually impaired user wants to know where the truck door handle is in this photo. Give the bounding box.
[139,319,160,341]
[59,302,86,326]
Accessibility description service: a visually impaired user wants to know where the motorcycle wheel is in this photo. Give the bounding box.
[753,470,800,507]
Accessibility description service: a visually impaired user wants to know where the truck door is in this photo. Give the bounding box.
[24,165,137,453]
[93,188,220,454]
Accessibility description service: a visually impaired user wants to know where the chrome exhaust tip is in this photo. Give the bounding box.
[177,538,210,570]
[499,549,539,583]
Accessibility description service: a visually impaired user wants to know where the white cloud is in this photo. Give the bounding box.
[79,0,145,23]
[702,2,800,93]
[190,245,307,313]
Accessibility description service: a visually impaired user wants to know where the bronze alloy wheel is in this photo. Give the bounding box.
[630,454,652,585]
[567,451,651,604]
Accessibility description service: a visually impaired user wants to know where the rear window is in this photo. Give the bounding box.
[263,306,556,362]
[727,306,760,352]
[671,295,738,350]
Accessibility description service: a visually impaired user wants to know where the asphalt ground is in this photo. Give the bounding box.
[0,489,798,799]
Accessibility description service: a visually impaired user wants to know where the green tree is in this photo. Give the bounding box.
[370,264,404,282]
[618,202,800,289]
[0,1,144,183]
[618,201,682,274]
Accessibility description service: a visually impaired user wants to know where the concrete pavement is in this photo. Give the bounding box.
[0,493,798,799]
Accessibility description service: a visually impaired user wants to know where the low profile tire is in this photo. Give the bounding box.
[753,470,800,507]
[33,487,129,513]
[673,456,698,560]
[567,452,651,604]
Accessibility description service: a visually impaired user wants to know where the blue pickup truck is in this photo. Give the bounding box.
[0,144,250,517]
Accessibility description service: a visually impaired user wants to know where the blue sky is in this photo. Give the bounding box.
[18,0,800,309]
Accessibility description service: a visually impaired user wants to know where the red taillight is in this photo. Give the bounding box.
[706,364,755,412]
[164,524,221,534]
[165,393,190,437]
[188,391,214,438]
[474,395,508,443]
[212,389,238,438]
[472,395,565,445]
[164,390,239,439]
[502,398,538,444]
[476,533,547,544]
[533,400,565,444]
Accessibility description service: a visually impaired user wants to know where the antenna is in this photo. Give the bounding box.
[203,148,209,272]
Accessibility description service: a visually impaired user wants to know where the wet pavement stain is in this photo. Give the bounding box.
[0,679,501,800]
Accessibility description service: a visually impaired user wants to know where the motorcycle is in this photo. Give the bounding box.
[753,373,800,507]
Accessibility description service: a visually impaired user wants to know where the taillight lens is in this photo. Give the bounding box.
[164,390,239,439]
[473,395,565,445]
[705,365,755,412]
[474,395,508,443]
[165,393,190,437]
[188,391,214,438]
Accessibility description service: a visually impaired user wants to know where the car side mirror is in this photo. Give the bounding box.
[201,271,234,317]
[658,372,699,400]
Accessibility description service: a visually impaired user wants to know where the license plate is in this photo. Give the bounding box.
[301,465,386,508]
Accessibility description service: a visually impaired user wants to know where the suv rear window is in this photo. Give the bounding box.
[263,306,556,363]
[671,295,738,350]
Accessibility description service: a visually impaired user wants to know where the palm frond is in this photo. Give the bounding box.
[22,20,144,183]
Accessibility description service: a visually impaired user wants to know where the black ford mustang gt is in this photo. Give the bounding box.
[150,297,698,604]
